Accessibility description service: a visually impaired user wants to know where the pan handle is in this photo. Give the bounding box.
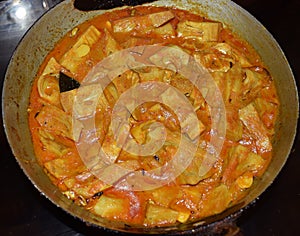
[74,0,155,11]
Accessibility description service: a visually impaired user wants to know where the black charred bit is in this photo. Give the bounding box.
[59,72,80,93]
[92,191,103,199]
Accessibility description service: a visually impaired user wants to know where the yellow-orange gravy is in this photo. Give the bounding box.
[28,6,279,226]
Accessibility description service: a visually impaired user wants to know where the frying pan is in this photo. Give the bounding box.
[2,0,298,234]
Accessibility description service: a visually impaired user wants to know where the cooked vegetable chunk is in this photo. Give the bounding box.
[38,129,69,157]
[144,203,187,226]
[44,153,85,179]
[63,172,110,198]
[241,67,271,103]
[222,145,265,185]
[36,105,73,139]
[148,11,175,27]
[177,21,222,41]
[113,11,174,32]
[254,97,278,131]
[60,89,77,114]
[60,25,101,74]
[236,172,253,189]
[113,11,175,37]
[93,195,127,218]
[103,28,121,56]
[37,57,61,106]
[239,103,272,152]
[199,184,231,218]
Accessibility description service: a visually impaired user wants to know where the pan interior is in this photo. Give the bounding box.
[2,0,298,233]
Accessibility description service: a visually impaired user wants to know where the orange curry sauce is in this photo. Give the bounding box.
[28,6,279,227]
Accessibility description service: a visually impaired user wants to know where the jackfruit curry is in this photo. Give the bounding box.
[28,6,279,227]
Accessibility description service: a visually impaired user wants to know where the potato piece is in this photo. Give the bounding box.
[239,103,272,152]
[177,212,190,223]
[93,195,127,218]
[144,203,179,226]
[151,186,180,207]
[177,21,222,42]
[180,112,205,140]
[199,184,231,217]
[196,53,233,72]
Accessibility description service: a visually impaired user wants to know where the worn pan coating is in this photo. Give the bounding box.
[2,0,298,234]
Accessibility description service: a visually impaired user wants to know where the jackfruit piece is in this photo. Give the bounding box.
[101,119,130,164]
[63,172,110,198]
[225,107,243,141]
[44,154,86,179]
[38,129,69,157]
[103,28,121,56]
[37,57,61,106]
[148,11,175,27]
[212,43,252,68]
[36,105,72,139]
[177,21,222,42]
[254,97,278,131]
[130,120,156,145]
[113,11,175,33]
[241,67,271,104]
[152,23,175,36]
[60,25,101,73]
[239,103,272,152]
[222,145,265,184]
[60,89,77,114]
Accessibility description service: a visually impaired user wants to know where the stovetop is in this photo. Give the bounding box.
[0,0,299,235]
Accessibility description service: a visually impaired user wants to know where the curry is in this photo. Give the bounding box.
[28,6,279,227]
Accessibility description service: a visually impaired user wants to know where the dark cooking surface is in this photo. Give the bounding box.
[0,0,299,235]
